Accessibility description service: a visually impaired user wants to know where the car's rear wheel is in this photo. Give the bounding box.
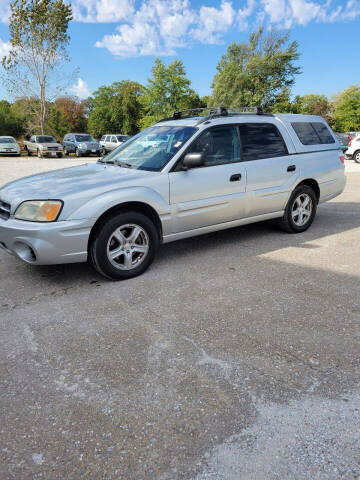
[354,150,360,163]
[279,185,317,233]
[89,211,159,280]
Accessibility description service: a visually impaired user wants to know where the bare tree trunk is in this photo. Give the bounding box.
[40,83,46,134]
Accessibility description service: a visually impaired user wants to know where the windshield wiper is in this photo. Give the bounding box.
[116,161,133,168]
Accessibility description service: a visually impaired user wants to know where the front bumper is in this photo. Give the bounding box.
[0,217,94,265]
[79,148,101,155]
[0,150,20,155]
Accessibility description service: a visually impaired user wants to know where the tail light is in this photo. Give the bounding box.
[348,139,352,147]
[340,154,344,164]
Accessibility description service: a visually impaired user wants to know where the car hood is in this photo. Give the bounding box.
[0,143,19,149]
[78,141,100,147]
[41,142,62,148]
[0,163,155,213]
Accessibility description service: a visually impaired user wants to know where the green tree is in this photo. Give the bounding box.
[0,100,24,137]
[88,81,143,138]
[141,58,204,128]
[271,87,295,113]
[2,0,73,133]
[296,94,332,123]
[210,27,301,110]
[10,96,41,135]
[332,85,360,132]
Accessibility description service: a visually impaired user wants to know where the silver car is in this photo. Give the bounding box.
[0,136,20,156]
[63,133,102,157]
[0,107,346,280]
[100,134,130,154]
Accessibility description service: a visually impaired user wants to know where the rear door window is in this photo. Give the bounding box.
[238,123,288,161]
[292,122,335,145]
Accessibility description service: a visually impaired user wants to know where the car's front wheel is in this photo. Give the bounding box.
[89,211,159,280]
[354,150,360,163]
[279,185,317,233]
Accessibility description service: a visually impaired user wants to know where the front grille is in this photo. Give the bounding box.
[0,199,11,220]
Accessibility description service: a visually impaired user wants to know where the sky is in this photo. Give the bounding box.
[0,0,359,101]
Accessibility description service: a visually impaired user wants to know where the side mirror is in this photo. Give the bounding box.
[182,152,206,170]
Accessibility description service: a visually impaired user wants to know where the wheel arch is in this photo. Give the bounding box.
[295,178,320,203]
[88,201,163,253]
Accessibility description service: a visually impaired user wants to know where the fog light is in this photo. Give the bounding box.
[13,242,37,262]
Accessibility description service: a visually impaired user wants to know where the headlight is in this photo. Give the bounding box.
[15,200,63,222]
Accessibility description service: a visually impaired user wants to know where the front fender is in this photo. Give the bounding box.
[67,186,172,231]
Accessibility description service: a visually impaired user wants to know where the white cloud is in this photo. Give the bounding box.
[261,0,360,28]
[96,0,196,57]
[92,0,360,58]
[0,38,10,58]
[72,0,134,22]
[191,1,235,44]
[238,0,256,30]
[2,0,359,59]
[71,78,91,98]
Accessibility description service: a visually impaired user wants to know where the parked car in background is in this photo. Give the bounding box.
[345,134,360,163]
[24,135,63,158]
[336,133,351,153]
[0,107,346,280]
[63,133,101,157]
[100,134,131,154]
[0,136,20,156]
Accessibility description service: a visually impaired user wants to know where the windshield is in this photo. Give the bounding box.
[0,137,15,143]
[37,136,56,143]
[103,126,196,171]
[75,134,94,142]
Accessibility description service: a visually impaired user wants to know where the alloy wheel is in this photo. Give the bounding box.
[107,223,149,270]
[292,193,313,227]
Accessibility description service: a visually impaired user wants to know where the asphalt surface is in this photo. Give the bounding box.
[1,157,360,479]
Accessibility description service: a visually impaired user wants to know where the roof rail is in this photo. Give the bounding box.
[156,105,265,124]
[227,106,264,115]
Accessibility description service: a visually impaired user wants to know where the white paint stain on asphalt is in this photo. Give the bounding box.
[32,453,44,465]
[23,325,38,353]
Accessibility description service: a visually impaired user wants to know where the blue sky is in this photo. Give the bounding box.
[0,0,359,101]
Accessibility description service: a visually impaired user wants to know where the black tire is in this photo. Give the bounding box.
[89,211,159,280]
[96,150,102,157]
[279,185,317,233]
[57,152,63,158]
[354,150,360,163]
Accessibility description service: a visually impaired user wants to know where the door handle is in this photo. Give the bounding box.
[230,173,242,182]
[287,165,296,172]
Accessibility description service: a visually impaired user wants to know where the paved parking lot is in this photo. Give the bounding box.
[1,157,360,479]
